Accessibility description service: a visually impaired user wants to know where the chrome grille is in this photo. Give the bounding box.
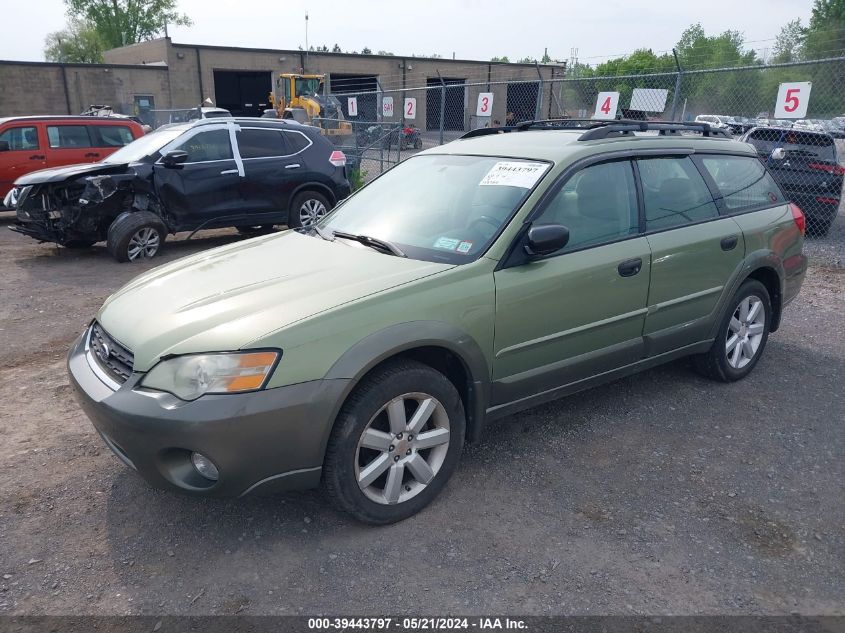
[89,322,134,384]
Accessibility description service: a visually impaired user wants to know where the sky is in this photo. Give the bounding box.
[0,0,814,66]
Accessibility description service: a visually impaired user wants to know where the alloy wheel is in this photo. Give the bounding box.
[726,294,766,369]
[354,392,451,505]
[299,199,328,227]
[127,227,160,261]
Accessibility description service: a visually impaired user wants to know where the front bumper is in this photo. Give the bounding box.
[67,331,350,497]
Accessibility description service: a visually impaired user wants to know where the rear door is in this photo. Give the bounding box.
[0,124,45,198]
[88,123,138,162]
[45,124,99,167]
[234,126,306,221]
[153,125,243,229]
[637,155,745,356]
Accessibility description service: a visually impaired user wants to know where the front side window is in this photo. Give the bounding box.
[321,154,548,264]
[47,125,92,149]
[174,129,233,162]
[638,156,718,231]
[699,155,785,212]
[0,126,39,150]
[535,160,639,252]
[236,128,289,158]
[93,125,135,148]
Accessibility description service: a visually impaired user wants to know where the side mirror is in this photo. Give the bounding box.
[161,150,188,168]
[0,141,9,152]
[525,224,570,257]
[771,147,787,160]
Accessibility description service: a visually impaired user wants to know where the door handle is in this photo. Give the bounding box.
[721,235,739,251]
[617,257,643,277]
[220,169,239,175]
[29,155,45,160]
[285,163,301,169]
[85,152,100,158]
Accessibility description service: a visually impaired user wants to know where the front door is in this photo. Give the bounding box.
[0,125,45,199]
[635,155,745,355]
[492,159,651,406]
[153,126,243,229]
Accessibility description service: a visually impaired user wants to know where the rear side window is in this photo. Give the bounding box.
[746,129,836,162]
[284,131,311,153]
[92,125,135,148]
[47,125,92,148]
[537,160,639,252]
[0,126,39,150]
[638,157,719,231]
[699,155,785,212]
[175,129,233,162]
[236,128,290,158]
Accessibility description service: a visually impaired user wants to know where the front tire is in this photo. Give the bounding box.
[287,191,331,229]
[693,279,771,382]
[323,360,465,524]
[107,211,167,263]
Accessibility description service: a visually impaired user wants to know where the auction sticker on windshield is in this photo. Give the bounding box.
[479,161,549,188]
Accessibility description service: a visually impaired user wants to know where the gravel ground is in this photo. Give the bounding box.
[0,216,843,616]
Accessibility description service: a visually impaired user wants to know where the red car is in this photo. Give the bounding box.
[0,116,145,205]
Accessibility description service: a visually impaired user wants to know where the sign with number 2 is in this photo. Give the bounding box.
[593,92,620,120]
[774,82,811,118]
[404,97,416,119]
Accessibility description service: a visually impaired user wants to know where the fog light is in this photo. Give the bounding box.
[190,452,219,481]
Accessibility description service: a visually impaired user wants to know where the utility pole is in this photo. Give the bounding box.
[305,11,309,63]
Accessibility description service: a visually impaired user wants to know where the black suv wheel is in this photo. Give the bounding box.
[107,211,167,263]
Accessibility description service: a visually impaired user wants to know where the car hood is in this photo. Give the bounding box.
[15,162,128,186]
[98,231,453,371]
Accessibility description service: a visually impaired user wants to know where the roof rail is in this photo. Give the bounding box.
[459,118,732,141]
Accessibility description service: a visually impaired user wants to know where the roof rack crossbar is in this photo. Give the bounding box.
[459,118,732,141]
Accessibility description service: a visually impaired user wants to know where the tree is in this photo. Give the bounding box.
[772,19,806,63]
[44,18,104,62]
[804,0,845,58]
[490,55,510,63]
[64,0,192,49]
[377,50,394,56]
[332,43,342,53]
[361,46,372,55]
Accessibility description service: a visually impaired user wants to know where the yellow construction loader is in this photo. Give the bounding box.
[270,73,353,140]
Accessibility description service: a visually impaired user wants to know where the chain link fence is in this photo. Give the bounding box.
[326,56,845,265]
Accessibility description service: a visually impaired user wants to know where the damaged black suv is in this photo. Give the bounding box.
[7,118,351,261]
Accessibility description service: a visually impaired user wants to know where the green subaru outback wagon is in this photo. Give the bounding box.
[68,120,808,524]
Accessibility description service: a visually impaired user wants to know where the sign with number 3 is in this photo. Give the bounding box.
[774,82,811,119]
[476,92,493,117]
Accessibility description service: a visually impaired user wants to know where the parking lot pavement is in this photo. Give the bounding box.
[0,218,843,616]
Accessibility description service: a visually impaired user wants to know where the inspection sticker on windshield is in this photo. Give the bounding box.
[433,237,461,250]
[479,161,549,188]
[456,240,473,254]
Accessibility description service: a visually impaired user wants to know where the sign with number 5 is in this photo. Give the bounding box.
[476,92,493,117]
[774,82,811,118]
[593,91,620,120]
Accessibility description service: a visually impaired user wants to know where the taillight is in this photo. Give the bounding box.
[816,196,839,204]
[789,202,805,235]
[329,150,346,167]
[808,162,845,175]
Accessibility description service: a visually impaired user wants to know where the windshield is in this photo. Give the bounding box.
[297,78,322,97]
[102,127,185,164]
[320,154,549,264]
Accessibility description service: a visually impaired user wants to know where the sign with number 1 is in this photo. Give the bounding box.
[774,82,811,118]
[593,91,620,120]
[347,97,358,117]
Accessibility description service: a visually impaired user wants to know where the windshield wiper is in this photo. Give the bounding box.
[331,230,406,257]
[313,225,335,241]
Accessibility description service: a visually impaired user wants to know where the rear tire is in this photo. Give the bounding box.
[323,360,465,525]
[287,190,331,229]
[693,279,771,382]
[107,211,167,263]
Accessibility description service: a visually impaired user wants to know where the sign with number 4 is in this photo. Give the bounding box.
[404,97,416,119]
[476,92,493,117]
[774,82,811,119]
[347,97,358,117]
[593,91,620,120]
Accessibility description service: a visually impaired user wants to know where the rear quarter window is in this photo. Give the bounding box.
[699,155,785,212]
[284,131,312,153]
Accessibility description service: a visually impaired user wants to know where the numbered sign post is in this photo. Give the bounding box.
[347,97,358,117]
[593,91,620,120]
[404,97,416,120]
[382,96,394,118]
[774,82,812,118]
[476,92,493,117]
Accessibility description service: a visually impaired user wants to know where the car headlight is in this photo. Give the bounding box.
[141,351,280,401]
